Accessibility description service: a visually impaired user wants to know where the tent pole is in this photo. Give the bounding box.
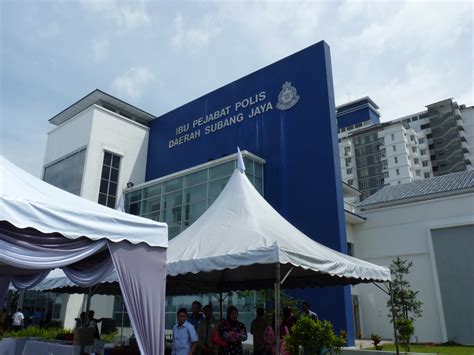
[81,287,93,355]
[275,263,281,355]
[120,300,125,343]
[219,290,223,320]
[85,287,92,323]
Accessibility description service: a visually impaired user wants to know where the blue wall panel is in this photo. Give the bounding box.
[147,41,354,343]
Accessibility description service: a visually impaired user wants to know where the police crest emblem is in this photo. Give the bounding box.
[276,81,300,110]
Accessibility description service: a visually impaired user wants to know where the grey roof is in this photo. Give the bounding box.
[49,89,156,126]
[358,170,474,209]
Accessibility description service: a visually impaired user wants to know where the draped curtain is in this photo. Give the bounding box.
[109,241,167,355]
[0,224,167,355]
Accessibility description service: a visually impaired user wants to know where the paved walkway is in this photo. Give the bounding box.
[345,339,394,349]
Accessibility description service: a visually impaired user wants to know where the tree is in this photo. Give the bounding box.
[387,257,423,352]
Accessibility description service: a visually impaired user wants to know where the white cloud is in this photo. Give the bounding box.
[111,66,155,99]
[172,12,220,52]
[80,0,151,31]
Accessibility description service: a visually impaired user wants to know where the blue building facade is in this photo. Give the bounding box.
[336,97,381,129]
[146,41,354,342]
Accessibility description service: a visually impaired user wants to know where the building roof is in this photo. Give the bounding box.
[336,96,380,111]
[358,170,474,210]
[49,89,156,126]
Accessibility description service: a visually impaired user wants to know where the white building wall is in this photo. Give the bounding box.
[43,104,150,330]
[44,109,94,181]
[352,193,474,342]
[380,125,413,185]
[81,105,149,202]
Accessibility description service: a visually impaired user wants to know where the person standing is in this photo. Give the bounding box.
[218,306,247,355]
[87,310,102,340]
[12,308,24,331]
[197,304,219,355]
[173,308,198,355]
[302,302,319,321]
[188,301,204,331]
[250,307,267,355]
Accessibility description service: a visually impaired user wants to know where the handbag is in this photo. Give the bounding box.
[210,325,228,347]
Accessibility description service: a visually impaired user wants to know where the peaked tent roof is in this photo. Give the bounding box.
[166,169,390,294]
[0,155,167,247]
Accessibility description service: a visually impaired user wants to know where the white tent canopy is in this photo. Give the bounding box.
[29,164,390,295]
[0,155,167,355]
[0,155,167,246]
[166,167,390,295]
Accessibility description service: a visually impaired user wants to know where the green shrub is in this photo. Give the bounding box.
[101,330,118,343]
[396,319,415,352]
[371,333,383,350]
[0,326,71,340]
[284,316,345,355]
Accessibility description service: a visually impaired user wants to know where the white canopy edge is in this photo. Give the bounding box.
[0,155,168,247]
[167,169,390,282]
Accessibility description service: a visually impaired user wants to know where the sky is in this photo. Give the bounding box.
[1,0,472,177]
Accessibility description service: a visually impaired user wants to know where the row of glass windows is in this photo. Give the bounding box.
[43,149,86,196]
[125,157,264,238]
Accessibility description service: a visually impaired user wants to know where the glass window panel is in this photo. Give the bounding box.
[142,196,161,214]
[77,150,86,169]
[143,211,160,221]
[103,152,112,166]
[130,190,142,203]
[111,154,121,169]
[162,207,182,224]
[143,184,161,198]
[108,182,117,196]
[43,150,85,196]
[62,168,75,191]
[129,202,140,215]
[107,196,116,208]
[244,158,254,175]
[101,166,110,179]
[110,168,119,182]
[162,190,182,209]
[100,179,109,194]
[254,164,263,178]
[98,193,107,205]
[209,161,234,181]
[208,177,229,200]
[183,200,207,221]
[168,223,182,240]
[164,177,183,193]
[184,170,207,187]
[254,177,263,194]
[183,184,207,204]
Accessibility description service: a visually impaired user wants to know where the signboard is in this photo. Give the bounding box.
[147,41,354,343]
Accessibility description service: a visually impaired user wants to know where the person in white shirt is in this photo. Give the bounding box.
[12,308,24,331]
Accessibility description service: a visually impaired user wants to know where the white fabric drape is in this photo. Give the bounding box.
[108,241,167,355]
[11,270,51,290]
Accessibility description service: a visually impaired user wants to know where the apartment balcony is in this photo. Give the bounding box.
[457,120,465,130]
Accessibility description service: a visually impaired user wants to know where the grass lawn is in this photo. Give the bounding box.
[370,344,474,354]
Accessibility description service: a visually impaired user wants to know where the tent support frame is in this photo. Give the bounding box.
[275,263,281,355]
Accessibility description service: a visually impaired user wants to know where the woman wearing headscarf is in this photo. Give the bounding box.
[218,306,247,355]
